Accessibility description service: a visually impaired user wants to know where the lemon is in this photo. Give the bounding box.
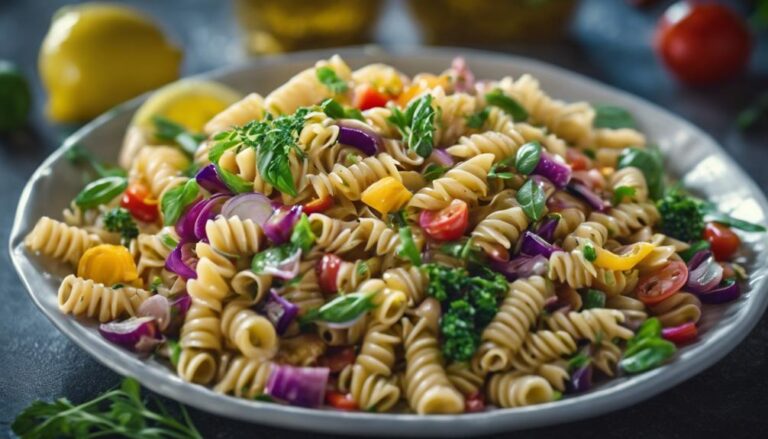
[39,3,183,123]
[131,79,242,134]
[0,61,31,132]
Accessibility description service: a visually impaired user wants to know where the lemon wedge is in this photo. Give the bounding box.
[132,79,243,133]
[39,3,183,123]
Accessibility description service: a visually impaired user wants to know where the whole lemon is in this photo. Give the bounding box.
[39,3,183,123]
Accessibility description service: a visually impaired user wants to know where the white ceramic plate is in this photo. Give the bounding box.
[10,47,768,436]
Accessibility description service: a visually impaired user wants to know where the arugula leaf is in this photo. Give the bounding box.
[485,89,528,121]
[74,176,127,209]
[593,104,637,129]
[300,291,378,324]
[388,95,436,158]
[617,147,665,200]
[423,163,448,181]
[515,141,542,175]
[316,66,348,94]
[612,185,637,205]
[702,212,766,232]
[160,179,200,226]
[320,98,364,121]
[516,179,546,221]
[152,115,206,156]
[466,108,490,129]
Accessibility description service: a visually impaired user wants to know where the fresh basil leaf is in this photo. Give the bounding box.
[581,289,606,309]
[617,147,665,200]
[488,171,516,180]
[423,163,448,181]
[679,240,711,262]
[301,291,378,324]
[316,66,348,94]
[515,141,542,175]
[388,95,435,158]
[625,317,662,356]
[290,214,316,252]
[703,212,766,232]
[320,98,364,121]
[215,164,253,194]
[251,245,294,274]
[583,243,597,262]
[466,108,490,129]
[74,176,127,209]
[485,89,528,121]
[160,179,200,226]
[516,179,546,221]
[620,338,676,373]
[593,104,637,129]
[612,185,637,205]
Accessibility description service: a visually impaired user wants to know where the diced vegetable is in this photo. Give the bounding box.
[593,242,655,271]
[265,365,330,408]
[519,230,561,258]
[264,204,303,245]
[686,251,724,294]
[361,177,412,214]
[337,122,381,156]
[77,244,139,286]
[165,242,198,279]
[195,164,230,194]
[262,289,299,335]
[221,192,275,226]
[99,316,159,353]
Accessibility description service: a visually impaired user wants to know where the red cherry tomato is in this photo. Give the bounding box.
[661,322,698,345]
[703,222,741,261]
[419,199,469,241]
[566,148,592,171]
[316,253,342,294]
[120,183,159,222]
[317,346,356,373]
[465,392,485,413]
[355,86,390,111]
[303,195,334,215]
[325,391,359,411]
[655,2,752,85]
[636,260,688,306]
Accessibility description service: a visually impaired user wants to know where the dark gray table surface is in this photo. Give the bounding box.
[2,0,767,437]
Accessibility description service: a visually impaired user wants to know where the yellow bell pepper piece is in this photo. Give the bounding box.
[361,177,412,214]
[593,242,655,271]
[78,244,139,286]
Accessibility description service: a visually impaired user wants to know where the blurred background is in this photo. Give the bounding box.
[2,1,768,438]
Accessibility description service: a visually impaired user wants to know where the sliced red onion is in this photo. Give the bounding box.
[166,242,198,279]
[171,293,192,318]
[221,192,275,226]
[99,316,159,353]
[176,198,207,241]
[195,164,231,194]
[519,230,561,258]
[264,365,330,408]
[534,215,560,243]
[193,194,230,240]
[430,148,455,167]
[569,363,593,393]
[686,251,724,294]
[533,153,572,189]
[696,279,741,304]
[264,204,302,245]
[451,57,475,94]
[138,295,171,331]
[263,289,299,335]
[490,254,549,282]
[337,121,381,156]
[567,181,609,212]
[261,249,302,280]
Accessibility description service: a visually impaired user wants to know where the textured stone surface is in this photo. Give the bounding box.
[1,0,767,437]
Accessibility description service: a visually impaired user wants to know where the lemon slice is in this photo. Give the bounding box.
[132,79,243,133]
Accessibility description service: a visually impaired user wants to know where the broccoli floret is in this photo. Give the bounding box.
[104,207,138,245]
[657,190,704,241]
[440,300,479,362]
[425,264,468,302]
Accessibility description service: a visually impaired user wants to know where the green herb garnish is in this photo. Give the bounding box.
[581,289,606,309]
[166,339,182,368]
[316,66,348,94]
[252,214,316,275]
[593,104,637,129]
[65,144,127,179]
[390,211,421,266]
[423,163,448,181]
[152,116,206,156]
[617,147,665,200]
[300,291,378,325]
[160,179,200,226]
[612,185,637,205]
[620,318,676,374]
[320,98,364,121]
[74,176,128,209]
[103,207,139,246]
[388,94,436,158]
[515,141,542,175]
[583,243,597,262]
[488,155,517,181]
[485,89,528,121]
[516,179,546,221]
[466,108,490,129]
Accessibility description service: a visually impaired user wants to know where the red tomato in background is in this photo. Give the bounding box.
[636,260,688,305]
[325,391,358,411]
[419,199,469,241]
[316,253,342,294]
[120,183,159,222]
[704,222,741,261]
[355,86,390,110]
[655,2,752,85]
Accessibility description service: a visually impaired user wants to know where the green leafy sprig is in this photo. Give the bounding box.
[388,94,436,158]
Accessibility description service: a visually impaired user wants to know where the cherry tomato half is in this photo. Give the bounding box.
[120,183,159,222]
[636,260,688,306]
[704,222,741,261]
[325,391,359,411]
[419,199,469,241]
[465,392,485,413]
[355,86,390,111]
[303,195,334,215]
[316,253,342,294]
[655,2,752,85]
[566,148,592,172]
[317,346,356,373]
[661,322,698,345]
